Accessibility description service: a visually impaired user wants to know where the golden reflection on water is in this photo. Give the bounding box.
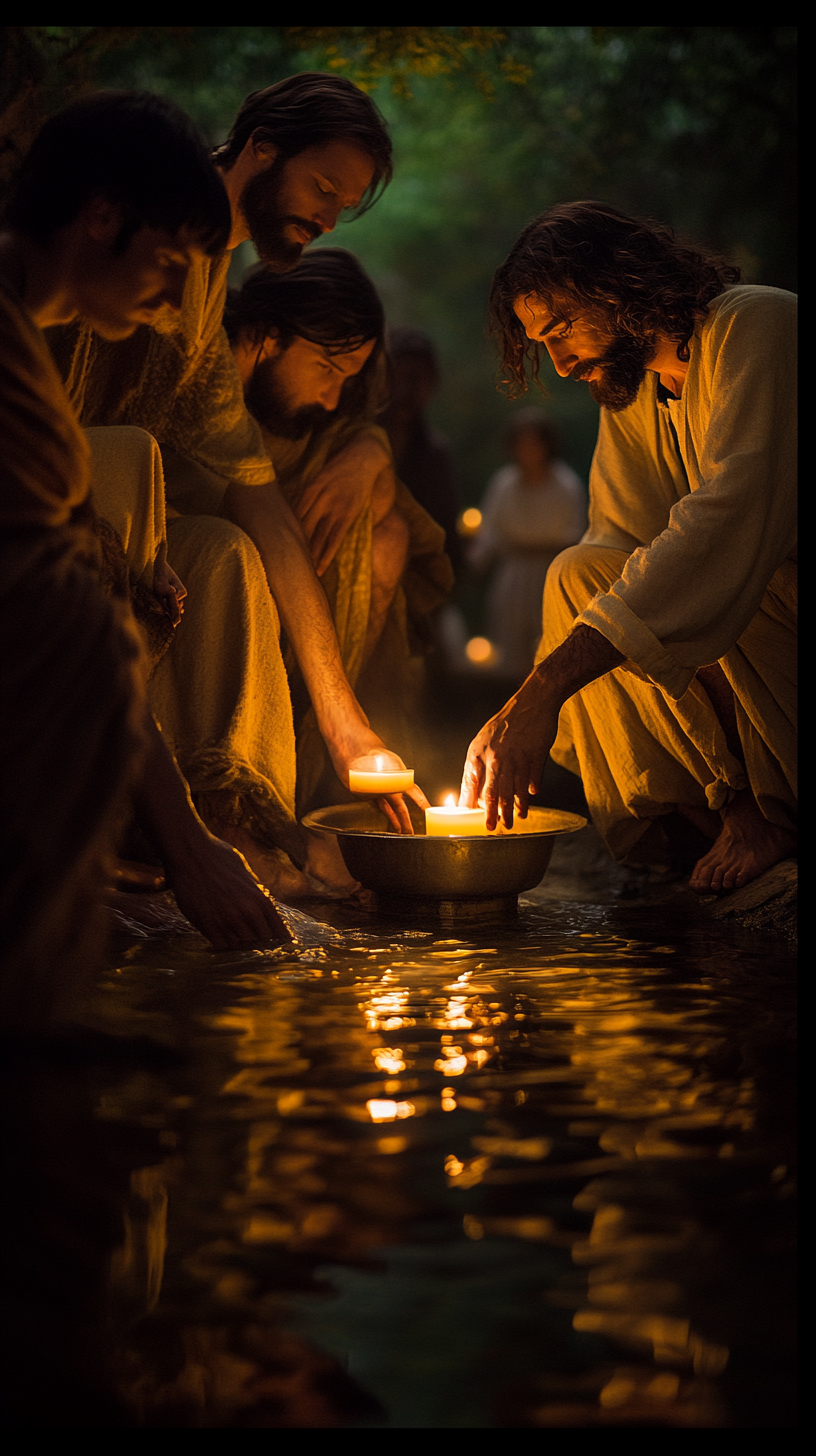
[23,904,794,1427]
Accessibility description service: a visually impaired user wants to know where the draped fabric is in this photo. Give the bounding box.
[538,287,797,860]
[46,251,275,493]
[575,287,797,699]
[84,429,298,848]
[260,419,453,811]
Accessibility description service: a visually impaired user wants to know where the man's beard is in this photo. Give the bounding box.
[246,355,329,439]
[572,330,656,412]
[239,158,322,272]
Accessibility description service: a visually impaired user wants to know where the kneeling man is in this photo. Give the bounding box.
[463,201,796,892]
[226,249,452,808]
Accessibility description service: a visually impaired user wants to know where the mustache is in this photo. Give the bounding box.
[285,215,322,243]
[569,358,605,381]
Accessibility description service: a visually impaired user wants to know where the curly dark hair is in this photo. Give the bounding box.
[489,201,741,397]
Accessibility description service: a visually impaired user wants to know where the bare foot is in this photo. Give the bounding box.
[303,828,361,898]
[689,790,797,893]
[216,826,313,901]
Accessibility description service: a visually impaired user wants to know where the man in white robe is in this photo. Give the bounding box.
[462,201,796,893]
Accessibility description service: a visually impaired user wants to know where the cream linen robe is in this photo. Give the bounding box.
[538,286,796,861]
[84,427,298,849]
[48,253,301,850]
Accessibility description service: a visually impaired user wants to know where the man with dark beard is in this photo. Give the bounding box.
[47,76,426,892]
[461,202,796,896]
[223,252,452,813]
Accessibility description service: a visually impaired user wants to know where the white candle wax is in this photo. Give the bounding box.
[425,802,487,836]
[349,768,415,794]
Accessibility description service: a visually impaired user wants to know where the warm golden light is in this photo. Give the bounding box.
[348,751,414,794]
[373,1048,406,1074]
[458,506,482,536]
[425,797,487,836]
[465,635,495,664]
[366,1098,416,1122]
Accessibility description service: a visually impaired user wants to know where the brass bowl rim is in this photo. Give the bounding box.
[302,803,587,841]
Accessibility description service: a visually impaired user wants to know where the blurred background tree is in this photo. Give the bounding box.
[1,25,796,504]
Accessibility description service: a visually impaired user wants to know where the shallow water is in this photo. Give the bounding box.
[1,896,796,1427]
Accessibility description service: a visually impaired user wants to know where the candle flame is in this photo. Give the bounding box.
[443,793,456,808]
[374,754,384,772]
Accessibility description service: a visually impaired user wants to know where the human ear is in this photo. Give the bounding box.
[250,130,279,169]
[257,333,280,362]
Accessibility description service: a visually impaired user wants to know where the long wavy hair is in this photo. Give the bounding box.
[489,200,741,397]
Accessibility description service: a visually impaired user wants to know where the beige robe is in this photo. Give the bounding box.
[47,251,274,493]
[82,429,298,848]
[539,286,797,859]
[46,251,303,847]
[261,420,453,813]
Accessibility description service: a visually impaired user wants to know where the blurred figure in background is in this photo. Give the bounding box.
[470,407,586,678]
[381,326,462,575]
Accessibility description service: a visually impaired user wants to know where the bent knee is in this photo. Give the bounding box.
[167,515,265,585]
[544,543,631,618]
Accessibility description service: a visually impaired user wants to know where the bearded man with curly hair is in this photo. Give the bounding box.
[462,201,796,895]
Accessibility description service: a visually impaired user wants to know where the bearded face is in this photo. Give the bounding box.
[513,293,661,413]
[238,157,322,273]
[245,352,329,438]
[577,329,658,412]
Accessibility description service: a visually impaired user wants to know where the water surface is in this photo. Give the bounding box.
[1,896,795,1427]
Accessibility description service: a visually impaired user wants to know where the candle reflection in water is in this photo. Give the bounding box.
[23,902,791,1427]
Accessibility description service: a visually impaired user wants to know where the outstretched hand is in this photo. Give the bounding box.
[294,434,393,577]
[460,677,561,830]
[163,832,293,949]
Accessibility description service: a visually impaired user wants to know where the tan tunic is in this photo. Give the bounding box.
[47,251,274,492]
[1,276,90,527]
[576,286,797,698]
[539,286,797,856]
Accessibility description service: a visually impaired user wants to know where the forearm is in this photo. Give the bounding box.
[526,624,625,709]
[223,481,369,757]
[461,625,624,827]
[133,710,213,865]
[132,711,291,946]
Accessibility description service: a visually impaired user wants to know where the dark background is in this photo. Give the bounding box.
[1,26,797,504]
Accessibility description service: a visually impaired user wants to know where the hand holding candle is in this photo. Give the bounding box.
[348,752,415,795]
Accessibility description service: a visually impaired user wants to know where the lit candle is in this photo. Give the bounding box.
[425,794,487,836]
[348,753,415,795]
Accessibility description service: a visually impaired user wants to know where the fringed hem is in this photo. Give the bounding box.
[181,748,297,849]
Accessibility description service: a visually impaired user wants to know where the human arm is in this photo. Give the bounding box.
[461,625,623,829]
[134,711,292,946]
[578,291,797,698]
[294,431,395,576]
[223,477,426,832]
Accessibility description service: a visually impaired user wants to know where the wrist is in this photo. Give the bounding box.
[514,662,567,716]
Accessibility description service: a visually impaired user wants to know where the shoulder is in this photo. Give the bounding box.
[701,285,796,350]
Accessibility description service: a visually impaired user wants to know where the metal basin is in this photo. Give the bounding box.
[302,803,587,920]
